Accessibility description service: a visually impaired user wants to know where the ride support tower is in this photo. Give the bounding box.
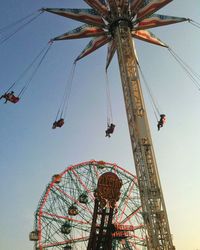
[111,15,174,250]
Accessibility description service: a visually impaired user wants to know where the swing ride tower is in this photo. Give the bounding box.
[112,18,174,250]
[40,0,192,249]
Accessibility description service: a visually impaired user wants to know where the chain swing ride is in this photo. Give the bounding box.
[1,0,200,249]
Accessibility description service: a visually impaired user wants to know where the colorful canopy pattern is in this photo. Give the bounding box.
[43,0,188,68]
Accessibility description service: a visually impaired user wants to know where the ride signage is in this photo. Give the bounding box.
[96,172,122,207]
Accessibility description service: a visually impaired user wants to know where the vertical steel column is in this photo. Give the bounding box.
[113,21,175,250]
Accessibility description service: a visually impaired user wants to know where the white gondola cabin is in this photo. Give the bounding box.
[29,230,39,241]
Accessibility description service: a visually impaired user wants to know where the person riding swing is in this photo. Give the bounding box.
[157,114,166,131]
[52,118,64,129]
[105,123,115,137]
[0,91,19,104]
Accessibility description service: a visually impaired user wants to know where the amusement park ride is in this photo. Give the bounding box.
[26,0,196,249]
[30,160,147,250]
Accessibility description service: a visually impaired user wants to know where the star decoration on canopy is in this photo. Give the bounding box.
[43,0,189,69]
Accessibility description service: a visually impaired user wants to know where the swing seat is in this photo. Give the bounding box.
[2,93,19,103]
[57,118,64,127]
[109,123,115,132]
[157,122,163,130]
[52,118,64,129]
[107,123,115,133]
[105,123,115,137]
[8,95,19,103]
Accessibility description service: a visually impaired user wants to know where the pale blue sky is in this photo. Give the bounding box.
[0,1,200,249]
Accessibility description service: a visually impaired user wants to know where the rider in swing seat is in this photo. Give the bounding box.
[52,118,64,129]
[105,123,115,137]
[157,114,166,131]
[0,91,19,104]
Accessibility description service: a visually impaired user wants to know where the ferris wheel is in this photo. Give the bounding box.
[29,160,147,250]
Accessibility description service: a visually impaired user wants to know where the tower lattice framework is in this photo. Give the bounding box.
[113,21,174,249]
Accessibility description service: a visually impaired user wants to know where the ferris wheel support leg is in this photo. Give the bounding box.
[113,22,175,250]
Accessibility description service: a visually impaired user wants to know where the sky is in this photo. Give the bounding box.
[0,0,200,250]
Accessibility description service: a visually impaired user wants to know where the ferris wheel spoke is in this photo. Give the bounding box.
[42,211,90,226]
[40,219,63,248]
[50,186,93,223]
[41,214,63,226]
[50,188,71,208]
[42,236,89,248]
[74,166,97,194]
[89,164,98,187]
[120,206,142,224]
[129,235,146,246]
[118,180,136,222]
[54,185,93,216]
[41,218,66,244]
[117,177,132,207]
[126,239,140,250]
[129,233,146,242]
[71,169,95,201]
[93,164,100,179]
[67,170,83,194]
